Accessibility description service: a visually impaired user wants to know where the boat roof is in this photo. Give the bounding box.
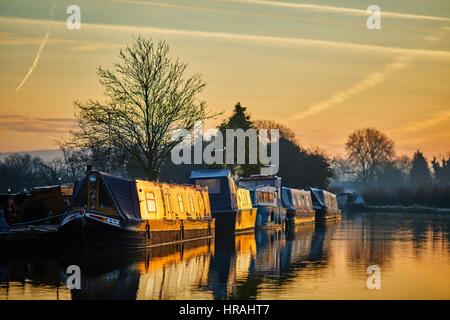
[244,185,277,192]
[189,169,231,179]
[239,174,280,180]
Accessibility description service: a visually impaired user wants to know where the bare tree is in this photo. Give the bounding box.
[65,36,214,180]
[254,119,297,144]
[345,128,395,184]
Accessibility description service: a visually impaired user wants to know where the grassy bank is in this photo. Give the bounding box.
[360,184,450,209]
[362,205,450,214]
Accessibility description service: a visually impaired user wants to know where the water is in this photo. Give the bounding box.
[1,212,449,300]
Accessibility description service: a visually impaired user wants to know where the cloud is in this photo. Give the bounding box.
[0,114,76,134]
[232,0,450,22]
[15,3,55,92]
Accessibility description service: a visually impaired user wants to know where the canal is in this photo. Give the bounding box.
[1,211,449,299]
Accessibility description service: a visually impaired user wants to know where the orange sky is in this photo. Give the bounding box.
[0,0,449,160]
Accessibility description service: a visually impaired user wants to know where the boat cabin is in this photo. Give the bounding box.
[281,187,313,211]
[238,174,282,206]
[70,171,211,221]
[189,169,251,212]
[189,169,256,234]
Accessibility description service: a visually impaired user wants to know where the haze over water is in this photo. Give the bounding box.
[1,211,449,300]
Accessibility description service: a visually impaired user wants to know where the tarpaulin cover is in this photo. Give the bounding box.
[99,172,141,221]
[281,187,294,209]
[71,171,141,221]
[189,169,236,211]
[304,187,325,209]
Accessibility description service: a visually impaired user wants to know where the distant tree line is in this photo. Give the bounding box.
[0,102,335,193]
[333,127,450,207]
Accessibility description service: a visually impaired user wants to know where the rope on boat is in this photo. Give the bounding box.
[9,211,73,226]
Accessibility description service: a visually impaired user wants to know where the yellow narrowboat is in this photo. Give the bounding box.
[59,171,214,248]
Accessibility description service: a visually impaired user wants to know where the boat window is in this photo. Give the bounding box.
[198,196,203,213]
[146,192,157,213]
[189,195,195,215]
[195,179,220,194]
[294,194,301,207]
[177,194,184,212]
[245,193,250,205]
[165,190,171,216]
[257,191,264,203]
[268,193,274,203]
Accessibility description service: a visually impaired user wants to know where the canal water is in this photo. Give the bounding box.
[1,212,449,300]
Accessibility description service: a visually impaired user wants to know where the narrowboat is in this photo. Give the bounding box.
[281,187,315,226]
[337,191,366,209]
[189,169,256,235]
[246,186,286,229]
[59,171,214,248]
[238,174,287,228]
[304,187,341,222]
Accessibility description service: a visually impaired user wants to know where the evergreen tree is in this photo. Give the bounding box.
[216,102,262,177]
[432,157,450,186]
[409,150,431,188]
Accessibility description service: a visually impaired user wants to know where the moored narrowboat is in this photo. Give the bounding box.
[281,187,315,226]
[189,169,256,235]
[304,187,341,222]
[59,171,214,248]
[246,186,286,229]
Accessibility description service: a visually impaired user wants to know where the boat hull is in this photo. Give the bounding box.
[58,212,214,249]
[286,208,316,226]
[315,208,341,223]
[212,208,257,235]
[254,206,286,229]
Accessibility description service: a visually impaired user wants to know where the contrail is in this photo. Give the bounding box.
[233,0,450,22]
[293,55,413,120]
[3,16,450,59]
[393,110,450,134]
[16,2,55,92]
[108,0,441,34]
[293,28,449,120]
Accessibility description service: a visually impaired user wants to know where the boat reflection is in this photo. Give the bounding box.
[66,238,215,299]
[1,221,342,300]
[206,221,340,299]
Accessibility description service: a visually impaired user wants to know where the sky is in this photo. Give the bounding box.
[0,0,449,160]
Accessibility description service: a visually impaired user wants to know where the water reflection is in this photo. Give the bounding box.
[1,213,449,299]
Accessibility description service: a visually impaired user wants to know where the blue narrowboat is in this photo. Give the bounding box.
[189,170,257,235]
[246,186,286,229]
[281,187,315,226]
[304,187,341,222]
